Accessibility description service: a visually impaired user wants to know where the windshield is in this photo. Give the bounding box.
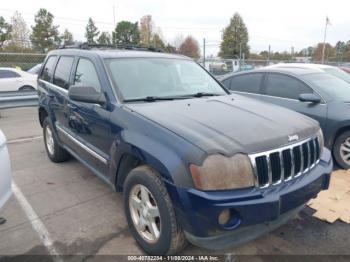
[323,67,350,83]
[105,58,227,101]
[303,73,350,101]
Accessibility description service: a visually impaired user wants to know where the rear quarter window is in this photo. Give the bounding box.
[40,56,57,82]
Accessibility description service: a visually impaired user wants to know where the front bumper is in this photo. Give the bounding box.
[165,148,333,250]
[0,133,12,210]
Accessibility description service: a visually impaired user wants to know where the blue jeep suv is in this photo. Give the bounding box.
[38,44,333,255]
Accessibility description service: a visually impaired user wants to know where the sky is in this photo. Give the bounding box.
[1,0,350,56]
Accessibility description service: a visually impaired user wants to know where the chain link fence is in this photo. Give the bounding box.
[0,52,348,75]
[0,53,46,71]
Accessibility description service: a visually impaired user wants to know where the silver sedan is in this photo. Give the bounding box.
[0,129,12,209]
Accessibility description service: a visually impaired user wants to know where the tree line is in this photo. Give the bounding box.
[0,9,201,59]
[1,9,349,62]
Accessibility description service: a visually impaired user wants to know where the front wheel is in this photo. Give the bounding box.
[123,166,187,255]
[333,131,350,169]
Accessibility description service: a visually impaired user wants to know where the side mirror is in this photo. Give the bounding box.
[298,93,321,104]
[68,85,106,105]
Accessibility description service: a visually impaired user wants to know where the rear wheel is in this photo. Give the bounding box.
[123,165,187,255]
[333,131,350,169]
[43,118,70,163]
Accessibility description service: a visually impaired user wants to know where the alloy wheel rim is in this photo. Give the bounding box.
[129,184,161,243]
[45,126,55,156]
[340,137,350,166]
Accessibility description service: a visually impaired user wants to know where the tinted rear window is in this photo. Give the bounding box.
[229,73,263,94]
[53,56,74,89]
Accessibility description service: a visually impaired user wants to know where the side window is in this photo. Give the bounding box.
[74,58,101,92]
[40,56,57,82]
[229,73,263,94]
[264,73,313,100]
[53,56,74,89]
[0,70,20,78]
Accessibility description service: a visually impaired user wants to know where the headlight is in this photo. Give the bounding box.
[189,154,255,190]
[317,129,324,154]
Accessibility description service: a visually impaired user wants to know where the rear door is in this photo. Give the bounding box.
[223,72,264,100]
[260,72,327,128]
[51,56,75,130]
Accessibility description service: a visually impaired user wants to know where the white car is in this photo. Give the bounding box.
[267,63,350,83]
[0,67,37,92]
[0,130,12,209]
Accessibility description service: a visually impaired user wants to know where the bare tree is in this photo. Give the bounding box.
[139,15,154,45]
[10,11,30,49]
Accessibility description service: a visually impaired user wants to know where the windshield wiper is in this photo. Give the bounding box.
[187,92,222,98]
[123,93,222,102]
[124,96,179,102]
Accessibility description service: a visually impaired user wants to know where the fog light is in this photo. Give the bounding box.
[218,209,230,225]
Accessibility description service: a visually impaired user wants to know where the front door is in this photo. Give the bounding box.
[260,72,328,131]
[65,57,112,176]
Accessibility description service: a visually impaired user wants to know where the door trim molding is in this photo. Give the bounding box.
[56,124,108,165]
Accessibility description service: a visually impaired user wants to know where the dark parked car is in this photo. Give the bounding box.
[221,68,350,169]
[38,45,332,255]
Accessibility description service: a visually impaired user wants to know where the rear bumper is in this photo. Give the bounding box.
[0,134,12,209]
[165,148,333,249]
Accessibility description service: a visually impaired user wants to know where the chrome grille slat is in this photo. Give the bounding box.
[279,151,284,183]
[299,145,304,177]
[290,148,295,179]
[306,142,311,171]
[311,139,316,168]
[250,157,259,187]
[266,154,272,186]
[250,136,321,188]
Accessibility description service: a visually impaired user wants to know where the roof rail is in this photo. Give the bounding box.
[58,42,163,52]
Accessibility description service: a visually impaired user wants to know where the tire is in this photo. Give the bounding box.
[333,131,350,169]
[123,165,187,255]
[43,118,70,163]
[18,85,35,91]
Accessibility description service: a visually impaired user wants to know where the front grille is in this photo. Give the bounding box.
[249,136,321,188]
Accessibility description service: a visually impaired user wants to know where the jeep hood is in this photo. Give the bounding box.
[125,95,319,155]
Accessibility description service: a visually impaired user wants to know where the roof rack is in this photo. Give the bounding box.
[58,42,163,53]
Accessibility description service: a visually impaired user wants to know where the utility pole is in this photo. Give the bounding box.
[203,38,206,68]
[267,45,271,65]
[113,6,116,28]
[322,16,330,64]
[239,43,242,69]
